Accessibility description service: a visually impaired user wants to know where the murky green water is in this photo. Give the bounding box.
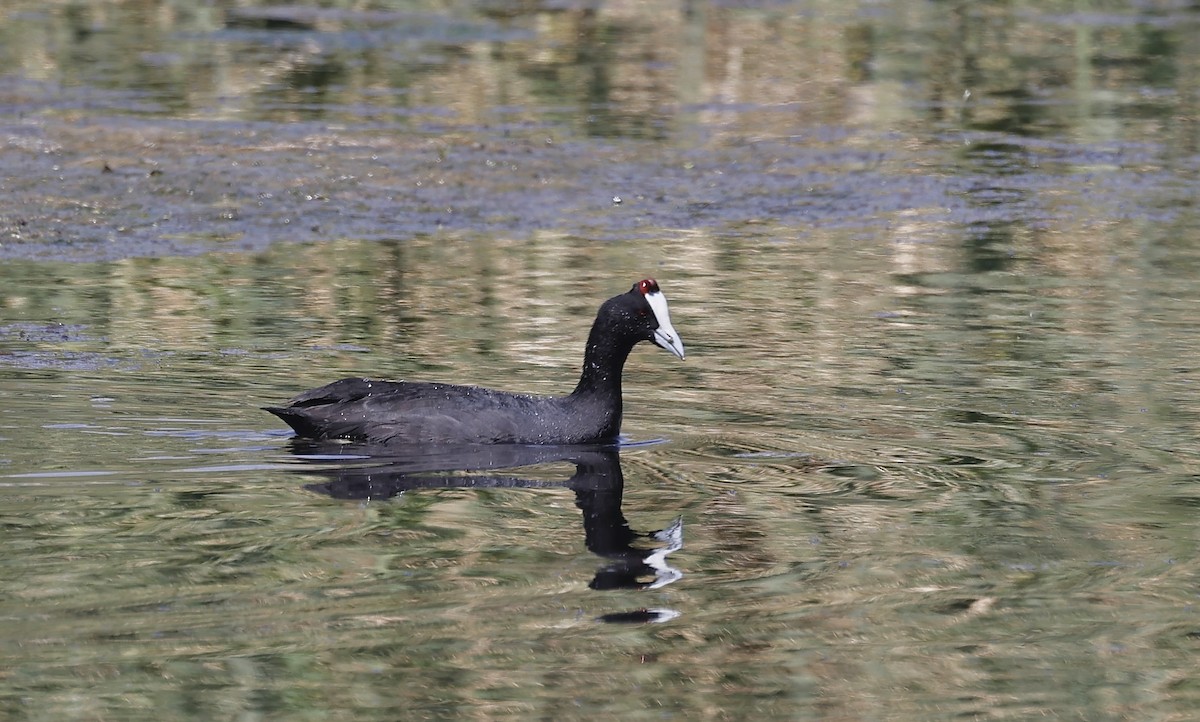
[3,1,1200,719]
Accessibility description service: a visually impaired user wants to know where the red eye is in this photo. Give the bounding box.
[637,278,659,295]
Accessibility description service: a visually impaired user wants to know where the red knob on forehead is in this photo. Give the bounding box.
[637,278,660,295]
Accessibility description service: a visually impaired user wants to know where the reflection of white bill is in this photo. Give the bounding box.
[642,608,682,624]
[646,516,684,590]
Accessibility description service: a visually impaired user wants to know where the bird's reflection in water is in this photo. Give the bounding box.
[285,441,683,623]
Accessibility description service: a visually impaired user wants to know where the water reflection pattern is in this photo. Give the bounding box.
[2,0,1200,718]
[291,442,684,622]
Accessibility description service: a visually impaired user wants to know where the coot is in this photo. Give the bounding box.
[264,279,684,445]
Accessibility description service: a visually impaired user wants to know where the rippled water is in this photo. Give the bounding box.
[3,1,1200,719]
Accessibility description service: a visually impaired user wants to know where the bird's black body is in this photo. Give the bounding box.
[264,279,684,446]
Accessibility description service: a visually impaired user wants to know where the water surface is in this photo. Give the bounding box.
[3,1,1200,719]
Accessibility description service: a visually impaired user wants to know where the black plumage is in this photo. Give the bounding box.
[264,279,684,445]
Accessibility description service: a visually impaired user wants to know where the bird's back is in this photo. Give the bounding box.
[264,376,617,445]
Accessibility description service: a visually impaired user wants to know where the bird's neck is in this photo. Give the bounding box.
[571,326,634,400]
[562,322,636,442]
